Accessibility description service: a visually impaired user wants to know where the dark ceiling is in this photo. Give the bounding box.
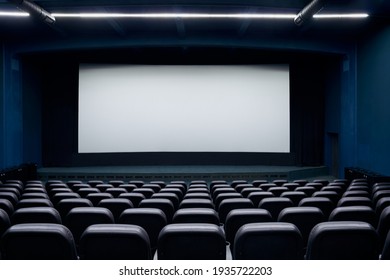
[0,0,389,44]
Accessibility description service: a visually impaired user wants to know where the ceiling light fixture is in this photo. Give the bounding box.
[294,0,325,25]
[313,13,369,19]
[51,13,297,19]
[7,0,55,24]
[0,11,29,17]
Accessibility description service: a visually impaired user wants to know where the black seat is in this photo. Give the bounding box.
[293,179,309,186]
[224,208,273,246]
[218,198,254,224]
[377,206,390,249]
[105,188,128,198]
[375,197,390,216]
[258,197,293,221]
[94,184,113,192]
[118,193,145,207]
[233,222,303,260]
[65,207,115,245]
[342,191,370,198]
[139,198,175,223]
[295,186,317,196]
[141,184,161,193]
[312,191,340,204]
[151,193,180,210]
[298,197,335,218]
[77,188,100,198]
[172,208,220,225]
[373,190,390,206]
[51,192,81,206]
[381,230,390,260]
[306,221,378,260]
[132,188,155,198]
[21,193,50,200]
[0,223,78,259]
[86,193,114,206]
[337,197,373,208]
[268,187,289,197]
[184,193,212,200]
[282,183,300,191]
[0,193,19,206]
[0,209,10,238]
[56,198,93,220]
[11,207,62,225]
[79,224,152,260]
[252,180,269,187]
[0,199,14,216]
[119,208,167,251]
[273,179,289,186]
[247,191,275,207]
[16,199,53,210]
[241,187,263,198]
[179,198,214,210]
[157,223,226,260]
[215,193,243,209]
[97,198,134,222]
[277,207,325,246]
[108,180,125,188]
[280,191,307,206]
[329,206,377,227]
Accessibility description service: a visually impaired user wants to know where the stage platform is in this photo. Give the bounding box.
[38,165,330,183]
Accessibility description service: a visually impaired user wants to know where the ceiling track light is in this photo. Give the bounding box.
[7,0,55,24]
[294,0,325,26]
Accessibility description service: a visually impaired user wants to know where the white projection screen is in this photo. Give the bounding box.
[78,64,290,153]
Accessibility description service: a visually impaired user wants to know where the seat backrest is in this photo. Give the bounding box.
[157,223,226,260]
[373,191,390,206]
[218,198,254,224]
[65,207,115,244]
[277,206,325,246]
[215,193,243,209]
[258,197,293,221]
[12,207,62,225]
[119,208,167,250]
[56,198,93,220]
[381,230,390,260]
[16,199,53,210]
[0,223,78,259]
[139,198,175,223]
[337,197,373,208]
[0,199,15,216]
[132,188,155,198]
[375,197,390,216]
[225,208,273,245]
[306,221,379,260]
[118,193,145,207]
[97,198,134,222]
[179,198,214,210]
[298,197,335,218]
[79,224,151,260]
[151,193,180,210]
[51,192,81,206]
[329,206,377,227]
[172,208,220,225]
[0,208,10,238]
[105,188,128,198]
[247,191,275,207]
[280,191,307,206]
[377,206,390,249]
[268,187,289,197]
[233,222,303,260]
[86,193,114,206]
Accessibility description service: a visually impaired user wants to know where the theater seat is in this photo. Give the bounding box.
[79,224,152,260]
[258,197,293,221]
[337,197,373,208]
[218,198,254,224]
[172,208,220,225]
[377,206,390,249]
[233,222,303,260]
[306,221,378,260]
[224,208,273,246]
[381,231,390,260]
[0,209,10,238]
[0,223,78,260]
[119,208,167,251]
[118,193,145,207]
[179,198,214,210]
[97,198,134,222]
[298,197,334,218]
[11,207,62,225]
[139,198,175,223]
[64,207,115,245]
[157,223,226,260]
[0,199,14,216]
[56,198,93,220]
[16,199,53,210]
[277,207,325,246]
[329,206,377,227]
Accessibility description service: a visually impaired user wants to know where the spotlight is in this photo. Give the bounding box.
[7,0,55,24]
[294,0,325,26]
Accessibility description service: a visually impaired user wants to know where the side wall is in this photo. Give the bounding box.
[357,24,390,175]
